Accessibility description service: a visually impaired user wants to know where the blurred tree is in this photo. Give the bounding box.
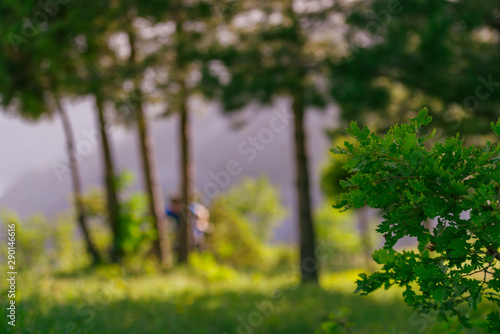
[172,9,197,265]
[94,93,125,263]
[109,1,225,265]
[80,171,159,266]
[56,99,103,264]
[331,0,500,141]
[1,1,148,263]
[112,3,175,268]
[203,0,342,282]
[160,1,239,264]
[0,1,102,264]
[120,1,235,264]
[325,0,500,267]
[58,2,128,263]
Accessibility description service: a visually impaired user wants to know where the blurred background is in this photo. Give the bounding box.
[1,0,500,333]
[0,99,337,243]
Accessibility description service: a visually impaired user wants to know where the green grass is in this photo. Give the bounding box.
[1,268,484,334]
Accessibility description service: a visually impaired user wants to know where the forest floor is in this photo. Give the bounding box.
[2,267,484,334]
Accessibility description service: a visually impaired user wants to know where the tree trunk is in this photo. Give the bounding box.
[56,98,102,265]
[173,15,193,264]
[136,99,173,269]
[292,92,318,283]
[357,206,372,268]
[127,27,173,268]
[94,93,123,263]
[177,82,193,264]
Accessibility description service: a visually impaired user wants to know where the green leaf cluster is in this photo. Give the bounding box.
[333,109,500,330]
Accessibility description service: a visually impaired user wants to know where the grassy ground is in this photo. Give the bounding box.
[1,267,484,334]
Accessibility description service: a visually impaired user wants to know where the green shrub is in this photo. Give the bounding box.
[207,197,266,268]
[51,214,89,271]
[0,210,89,272]
[1,210,51,271]
[118,192,155,255]
[333,109,500,331]
[314,202,364,269]
[79,171,157,269]
[206,176,288,269]
[213,176,287,241]
[188,252,239,282]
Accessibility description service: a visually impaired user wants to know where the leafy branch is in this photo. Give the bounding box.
[333,109,500,331]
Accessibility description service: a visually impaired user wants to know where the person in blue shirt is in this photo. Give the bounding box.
[166,195,181,228]
[165,195,181,256]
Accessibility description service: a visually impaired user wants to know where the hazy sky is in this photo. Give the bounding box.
[0,98,129,199]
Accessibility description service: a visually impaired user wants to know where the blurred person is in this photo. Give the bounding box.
[166,194,181,228]
[166,193,181,257]
[166,193,212,255]
[190,202,213,251]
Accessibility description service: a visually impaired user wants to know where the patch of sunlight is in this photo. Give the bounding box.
[321,269,405,302]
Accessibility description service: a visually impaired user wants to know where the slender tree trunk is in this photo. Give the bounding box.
[178,81,193,264]
[94,93,123,263]
[127,27,173,268]
[136,99,173,269]
[173,15,193,264]
[56,98,102,265]
[292,92,318,283]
